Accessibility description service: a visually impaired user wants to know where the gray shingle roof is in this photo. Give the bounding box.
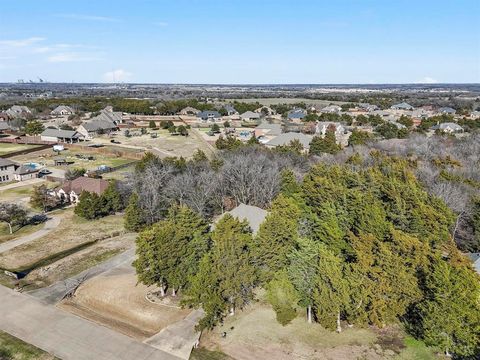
[0,158,17,167]
[215,203,268,234]
[266,132,313,149]
[41,128,81,139]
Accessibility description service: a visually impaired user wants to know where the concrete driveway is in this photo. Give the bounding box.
[0,177,44,191]
[0,285,180,360]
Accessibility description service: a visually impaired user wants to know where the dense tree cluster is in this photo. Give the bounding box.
[74,181,125,219]
[133,146,479,357]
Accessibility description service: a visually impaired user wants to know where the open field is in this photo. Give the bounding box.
[0,222,44,244]
[60,265,191,340]
[200,302,442,360]
[90,129,214,159]
[0,330,57,360]
[19,233,135,290]
[0,209,124,272]
[0,143,41,156]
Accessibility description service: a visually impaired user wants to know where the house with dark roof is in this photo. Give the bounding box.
[40,128,84,143]
[224,105,238,116]
[76,114,118,139]
[14,164,39,181]
[437,107,456,115]
[197,110,221,122]
[0,158,18,183]
[287,109,306,122]
[53,177,109,204]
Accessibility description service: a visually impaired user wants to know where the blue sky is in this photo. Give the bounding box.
[0,0,479,83]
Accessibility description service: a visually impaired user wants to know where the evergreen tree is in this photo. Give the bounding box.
[74,191,102,219]
[279,168,300,197]
[192,149,208,162]
[149,120,156,128]
[254,194,300,281]
[24,120,44,135]
[418,260,480,357]
[309,130,340,155]
[100,180,123,214]
[266,271,299,325]
[313,244,349,332]
[124,192,145,231]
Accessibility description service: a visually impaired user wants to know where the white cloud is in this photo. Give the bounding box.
[417,76,438,84]
[47,52,100,63]
[55,14,120,22]
[102,69,132,82]
[153,21,168,27]
[0,37,45,47]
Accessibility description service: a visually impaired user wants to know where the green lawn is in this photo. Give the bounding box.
[190,348,234,360]
[0,143,40,156]
[395,337,442,360]
[0,331,57,360]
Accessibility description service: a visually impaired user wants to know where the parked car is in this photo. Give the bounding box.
[38,169,52,177]
[110,139,121,144]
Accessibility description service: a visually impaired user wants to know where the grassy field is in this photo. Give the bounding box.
[0,209,124,272]
[0,143,40,156]
[228,98,347,106]
[0,222,44,244]
[200,301,442,360]
[0,331,57,360]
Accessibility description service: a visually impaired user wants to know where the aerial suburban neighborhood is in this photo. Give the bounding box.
[0,1,479,360]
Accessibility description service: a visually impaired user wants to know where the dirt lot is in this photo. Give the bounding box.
[60,266,190,340]
[0,209,124,272]
[90,129,214,159]
[200,303,441,360]
[9,147,135,174]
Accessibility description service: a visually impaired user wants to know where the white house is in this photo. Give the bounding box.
[0,158,18,183]
[51,105,75,116]
[240,111,261,122]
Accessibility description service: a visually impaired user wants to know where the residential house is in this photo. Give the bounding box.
[214,203,268,235]
[265,132,313,151]
[316,122,351,147]
[224,105,238,116]
[359,103,379,112]
[0,121,11,133]
[0,158,18,183]
[287,109,306,122]
[53,177,109,204]
[179,107,200,115]
[431,122,464,134]
[197,110,221,122]
[391,102,414,111]
[6,105,32,119]
[470,111,480,119]
[51,105,75,116]
[77,116,118,140]
[240,111,261,122]
[14,165,39,181]
[321,105,342,113]
[255,106,276,116]
[40,128,84,143]
[437,107,456,115]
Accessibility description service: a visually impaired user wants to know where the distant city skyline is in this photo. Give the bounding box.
[1,0,479,84]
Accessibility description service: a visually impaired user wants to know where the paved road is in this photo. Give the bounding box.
[0,215,61,254]
[0,286,180,360]
[145,310,204,360]
[28,248,136,304]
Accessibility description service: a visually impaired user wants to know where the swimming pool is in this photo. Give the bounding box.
[23,162,42,170]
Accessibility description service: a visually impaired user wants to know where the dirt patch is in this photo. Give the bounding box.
[200,304,395,360]
[0,210,124,271]
[59,271,190,340]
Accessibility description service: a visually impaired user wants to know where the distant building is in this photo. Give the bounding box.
[224,105,238,116]
[321,105,342,113]
[287,109,306,121]
[197,110,221,122]
[316,122,346,137]
[51,105,75,116]
[0,158,18,183]
[255,106,276,116]
[76,112,119,139]
[179,106,200,115]
[467,253,480,274]
[240,111,261,122]
[6,105,32,119]
[391,102,414,111]
[437,107,456,115]
[0,121,11,133]
[40,128,84,143]
[431,122,464,134]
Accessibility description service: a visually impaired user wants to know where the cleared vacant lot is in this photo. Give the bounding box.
[61,265,190,340]
[200,302,441,360]
[0,143,41,156]
[0,209,124,272]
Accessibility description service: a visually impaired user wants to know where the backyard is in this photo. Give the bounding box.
[0,143,41,156]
